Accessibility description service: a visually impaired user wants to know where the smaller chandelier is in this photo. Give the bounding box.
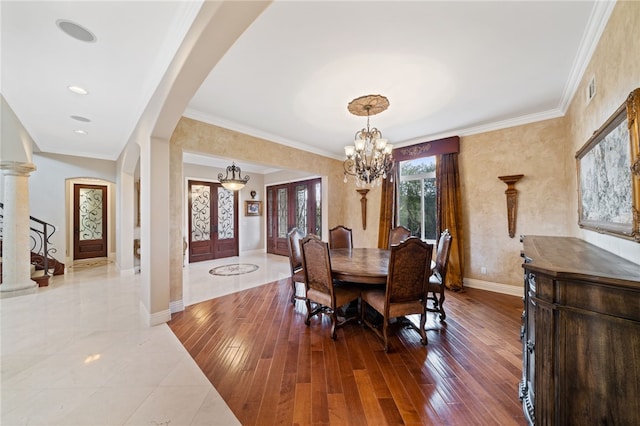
[343,94,394,187]
[218,162,249,191]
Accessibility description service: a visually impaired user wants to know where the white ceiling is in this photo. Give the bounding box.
[1,1,614,166]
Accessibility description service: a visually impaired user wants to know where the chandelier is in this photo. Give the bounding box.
[218,162,249,191]
[343,94,394,187]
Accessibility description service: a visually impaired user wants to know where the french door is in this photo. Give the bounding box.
[188,180,239,262]
[73,184,108,260]
[266,178,321,256]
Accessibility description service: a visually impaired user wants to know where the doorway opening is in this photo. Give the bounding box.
[66,178,115,267]
[266,177,321,256]
[187,180,239,262]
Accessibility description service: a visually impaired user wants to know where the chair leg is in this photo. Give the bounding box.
[330,311,338,340]
[438,290,446,321]
[419,313,428,345]
[382,319,389,352]
[305,298,312,325]
[431,292,439,309]
[291,280,297,304]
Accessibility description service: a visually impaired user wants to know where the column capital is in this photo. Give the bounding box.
[0,161,36,176]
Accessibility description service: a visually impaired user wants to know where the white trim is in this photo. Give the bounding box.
[118,267,136,276]
[170,299,184,314]
[464,278,523,298]
[140,301,171,326]
[240,248,266,256]
[183,108,344,161]
[557,0,617,112]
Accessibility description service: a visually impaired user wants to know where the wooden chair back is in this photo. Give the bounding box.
[433,229,453,283]
[426,229,453,320]
[287,227,304,274]
[300,234,360,339]
[329,225,353,249]
[361,237,433,350]
[388,225,412,248]
[300,235,334,299]
[386,237,433,306]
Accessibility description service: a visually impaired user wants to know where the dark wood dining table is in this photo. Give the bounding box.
[329,248,389,285]
[330,247,436,285]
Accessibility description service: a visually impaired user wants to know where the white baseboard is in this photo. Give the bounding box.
[140,301,171,326]
[118,267,136,276]
[170,299,184,314]
[240,248,266,256]
[464,278,523,297]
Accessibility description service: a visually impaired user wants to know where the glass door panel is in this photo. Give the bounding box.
[266,178,321,256]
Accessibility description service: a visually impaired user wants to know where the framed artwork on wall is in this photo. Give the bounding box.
[575,88,640,242]
[245,200,262,216]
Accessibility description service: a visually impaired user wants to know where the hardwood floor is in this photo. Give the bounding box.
[169,279,527,425]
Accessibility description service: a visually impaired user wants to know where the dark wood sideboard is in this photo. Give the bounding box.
[520,236,640,425]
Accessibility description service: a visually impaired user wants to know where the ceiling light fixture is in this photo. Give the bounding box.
[68,85,89,95]
[343,94,394,187]
[218,162,250,191]
[74,129,88,135]
[71,115,91,122]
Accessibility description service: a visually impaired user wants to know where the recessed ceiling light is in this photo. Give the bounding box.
[71,115,91,123]
[74,129,88,135]
[68,85,88,95]
[56,19,96,43]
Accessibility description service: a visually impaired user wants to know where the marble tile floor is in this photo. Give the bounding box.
[1,252,292,425]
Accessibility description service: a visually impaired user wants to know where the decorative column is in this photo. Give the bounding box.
[1,161,37,294]
[356,189,369,230]
[498,174,524,238]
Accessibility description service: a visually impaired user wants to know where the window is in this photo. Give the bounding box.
[397,156,437,241]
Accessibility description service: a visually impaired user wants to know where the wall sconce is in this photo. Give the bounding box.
[498,174,524,238]
[356,189,369,230]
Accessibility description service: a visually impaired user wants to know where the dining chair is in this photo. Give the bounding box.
[388,225,412,248]
[287,227,307,304]
[300,235,360,339]
[426,229,453,321]
[361,237,434,351]
[329,225,353,250]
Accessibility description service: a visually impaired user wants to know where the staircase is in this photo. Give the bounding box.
[0,203,65,287]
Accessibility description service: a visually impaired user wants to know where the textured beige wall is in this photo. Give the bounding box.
[166,1,640,303]
[565,0,640,262]
[460,117,570,287]
[168,117,349,302]
[461,1,640,288]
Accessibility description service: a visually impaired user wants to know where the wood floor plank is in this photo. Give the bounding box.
[293,382,312,425]
[353,369,388,425]
[326,393,350,426]
[169,279,527,425]
[311,350,330,423]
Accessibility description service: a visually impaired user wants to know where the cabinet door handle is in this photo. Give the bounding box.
[527,340,535,353]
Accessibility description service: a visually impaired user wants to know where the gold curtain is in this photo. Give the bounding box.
[436,153,465,291]
[377,167,398,248]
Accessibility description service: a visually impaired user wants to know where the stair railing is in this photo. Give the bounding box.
[0,202,58,277]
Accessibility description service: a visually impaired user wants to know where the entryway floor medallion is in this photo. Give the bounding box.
[209,263,259,276]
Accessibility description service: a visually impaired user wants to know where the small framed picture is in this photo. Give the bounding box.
[245,200,262,216]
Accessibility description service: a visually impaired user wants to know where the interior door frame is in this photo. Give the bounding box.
[266,177,322,256]
[73,183,108,260]
[185,178,240,263]
[66,178,115,265]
